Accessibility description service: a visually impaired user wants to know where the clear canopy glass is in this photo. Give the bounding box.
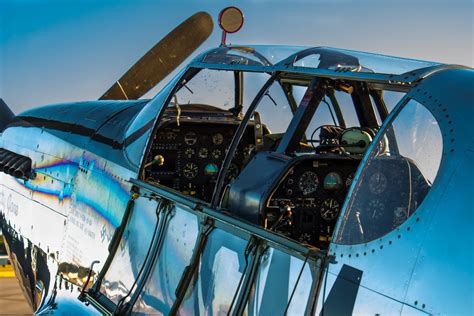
[197,45,442,76]
[290,47,440,75]
[200,45,307,67]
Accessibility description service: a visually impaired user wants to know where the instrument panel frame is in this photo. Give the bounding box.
[228,151,361,247]
[143,115,259,203]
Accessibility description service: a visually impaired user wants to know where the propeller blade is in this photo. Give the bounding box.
[100,12,213,100]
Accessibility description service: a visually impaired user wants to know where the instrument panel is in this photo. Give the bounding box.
[144,121,255,202]
[347,156,430,242]
[265,157,360,247]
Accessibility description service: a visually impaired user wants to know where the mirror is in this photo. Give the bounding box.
[219,7,244,34]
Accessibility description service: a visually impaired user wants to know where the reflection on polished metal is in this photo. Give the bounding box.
[58,262,97,289]
[0,6,473,316]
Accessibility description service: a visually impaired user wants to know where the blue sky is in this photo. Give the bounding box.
[0,0,472,114]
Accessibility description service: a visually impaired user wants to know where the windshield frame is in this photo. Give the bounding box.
[330,86,447,245]
[190,45,452,88]
[332,94,409,240]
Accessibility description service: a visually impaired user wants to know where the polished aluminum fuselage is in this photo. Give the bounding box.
[0,45,472,314]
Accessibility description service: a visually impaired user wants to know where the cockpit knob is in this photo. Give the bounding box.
[154,155,165,166]
[144,155,165,169]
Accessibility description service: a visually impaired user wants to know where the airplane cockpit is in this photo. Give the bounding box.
[2,7,469,315]
[85,45,447,316]
[140,46,434,249]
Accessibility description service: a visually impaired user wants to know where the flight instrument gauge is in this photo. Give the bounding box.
[184,132,198,146]
[323,172,342,190]
[226,163,240,181]
[183,162,199,179]
[212,133,224,145]
[298,171,319,195]
[204,163,219,176]
[198,148,209,159]
[184,148,195,159]
[368,172,387,194]
[243,144,256,159]
[212,149,222,159]
[368,199,385,219]
[320,198,340,221]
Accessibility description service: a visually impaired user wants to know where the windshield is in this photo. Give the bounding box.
[200,45,308,67]
[142,68,273,202]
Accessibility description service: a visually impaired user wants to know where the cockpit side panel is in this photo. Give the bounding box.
[323,68,474,315]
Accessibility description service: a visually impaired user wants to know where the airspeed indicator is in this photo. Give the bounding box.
[299,171,319,195]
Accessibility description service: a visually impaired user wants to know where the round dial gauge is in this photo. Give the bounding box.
[394,206,408,225]
[212,133,224,145]
[368,172,387,194]
[323,172,343,190]
[320,198,340,221]
[204,163,219,176]
[368,199,385,219]
[346,173,355,188]
[243,144,256,159]
[184,132,198,146]
[183,162,199,179]
[212,149,222,159]
[298,171,319,195]
[198,148,209,159]
[226,163,240,181]
[184,148,195,159]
